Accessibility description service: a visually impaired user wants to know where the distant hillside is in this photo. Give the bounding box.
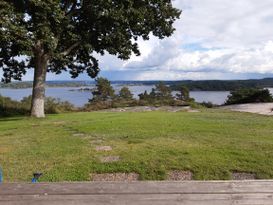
[1,78,273,91]
[169,78,273,91]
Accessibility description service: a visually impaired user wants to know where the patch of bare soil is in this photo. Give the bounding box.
[90,139,103,145]
[72,133,85,137]
[95,146,112,151]
[91,173,139,181]
[52,121,66,126]
[232,172,257,180]
[100,156,120,163]
[167,170,193,181]
[187,109,200,113]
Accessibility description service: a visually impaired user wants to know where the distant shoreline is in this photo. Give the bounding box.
[1,78,273,91]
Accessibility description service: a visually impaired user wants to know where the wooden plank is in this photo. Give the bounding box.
[1,194,273,205]
[1,181,273,195]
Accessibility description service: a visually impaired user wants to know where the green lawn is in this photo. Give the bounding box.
[0,109,273,182]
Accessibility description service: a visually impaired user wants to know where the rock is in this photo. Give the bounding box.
[91,173,139,181]
[100,156,120,163]
[167,170,193,181]
[232,172,256,180]
[95,146,112,151]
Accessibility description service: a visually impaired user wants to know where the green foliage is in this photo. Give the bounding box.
[0,95,29,116]
[176,86,190,101]
[0,95,75,117]
[0,0,181,82]
[91,77,115,102]
[225,88,273,105]
[200,101,216,108]
[154,82,173,100]
[119,87,133,100]
[170,78,273,91]
[139,82,179,106]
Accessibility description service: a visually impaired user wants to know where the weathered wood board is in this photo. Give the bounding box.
[1,181,273,205]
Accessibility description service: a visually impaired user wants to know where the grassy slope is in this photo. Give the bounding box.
[0,109,273,182]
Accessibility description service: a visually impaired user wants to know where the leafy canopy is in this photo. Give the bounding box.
[0,0,181,82]
[91,77,115,101]
[119,86,133,100]
[225,88,273,105]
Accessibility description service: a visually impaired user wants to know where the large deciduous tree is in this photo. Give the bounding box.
[0,0,181,117]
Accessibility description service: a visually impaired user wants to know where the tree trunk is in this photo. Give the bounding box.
[30,54,48,118]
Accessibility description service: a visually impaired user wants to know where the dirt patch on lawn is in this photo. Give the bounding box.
[167,170,193,181]
[232,172,257,180]
[100,156,120,163]
[91,173,139,181]
[53,121,66,126]
[95,146,112,151]
[187,109,200,113]
[72,133,85,137]
[90,139,104,145]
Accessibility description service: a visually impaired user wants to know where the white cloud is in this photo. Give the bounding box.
[2,0,273,81]
[96,0,273,80]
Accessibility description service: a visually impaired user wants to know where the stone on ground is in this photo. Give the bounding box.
[91,173,139,181]
[232,172,256,180]
[95,146,112,151]
[167,170,193,181]
[100,156,120,163]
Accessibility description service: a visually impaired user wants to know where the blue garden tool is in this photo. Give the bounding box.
[31,173,43,183]
[0,166,3,183]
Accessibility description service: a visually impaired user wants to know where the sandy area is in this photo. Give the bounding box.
[222,103,273,115]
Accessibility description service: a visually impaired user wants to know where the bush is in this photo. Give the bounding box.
[225,88,273,105]
[200,101,216,108]
[118,87,133,100]
[0,95,75,117]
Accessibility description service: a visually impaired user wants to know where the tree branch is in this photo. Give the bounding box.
[65,1,78,16]
[61,42,80,56]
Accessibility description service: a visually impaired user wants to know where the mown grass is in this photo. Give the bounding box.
[0,109,273,182]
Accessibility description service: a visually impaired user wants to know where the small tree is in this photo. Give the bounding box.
[119,87,133,100]
[139,90,150,101]
[154,82,173,100]
[176,86,190,101]
[91,77,115,102]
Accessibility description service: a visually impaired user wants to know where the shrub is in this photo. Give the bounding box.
[225,88,273,105]
[200,101,216,108]
[119,87,133,100]
[0,95,75,117]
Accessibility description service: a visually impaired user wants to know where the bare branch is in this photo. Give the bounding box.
[61,42,80,56]
[65,1,78,16]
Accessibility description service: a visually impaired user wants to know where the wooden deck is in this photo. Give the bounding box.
[1,181,273,204]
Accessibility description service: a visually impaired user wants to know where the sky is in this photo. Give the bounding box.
[5,0,273,81]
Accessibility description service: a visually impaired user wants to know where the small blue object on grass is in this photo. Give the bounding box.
[31,173,43,183]
[0,166,3,183]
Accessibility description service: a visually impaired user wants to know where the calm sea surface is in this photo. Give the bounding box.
[0,86,272,107]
